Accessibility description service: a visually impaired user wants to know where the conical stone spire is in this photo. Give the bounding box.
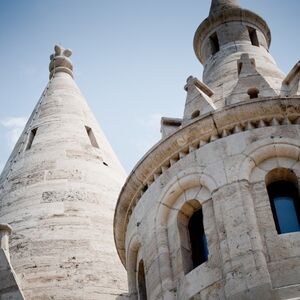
[0,46,127,299]
[209,0,240,15]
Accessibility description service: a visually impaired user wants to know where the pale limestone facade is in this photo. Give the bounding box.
[0,46,127,299]
[114,0,300,299]
[1,0,300,300]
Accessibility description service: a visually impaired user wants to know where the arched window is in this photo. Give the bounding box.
[189,208,209,268]
[137,260,147,300]
[178,200,209,274]
[266,168,300,234]
[247,88,259,99]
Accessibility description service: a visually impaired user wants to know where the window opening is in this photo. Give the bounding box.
[210,32,220,55]
[191,110,200,119]
[188,208,209,268]
[248,27,259,47]
[247,88,259,99]
[85,126,99,148]
[267,180,300,234]
[137,260,147,300]
[26,128,37,150]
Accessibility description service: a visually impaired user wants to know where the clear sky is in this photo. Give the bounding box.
[0,0,299,173]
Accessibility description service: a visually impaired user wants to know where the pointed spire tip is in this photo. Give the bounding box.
[209,0,240,16]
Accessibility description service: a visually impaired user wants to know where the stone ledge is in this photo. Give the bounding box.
[114,96,300,266]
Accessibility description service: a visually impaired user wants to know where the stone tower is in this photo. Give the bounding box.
[0,45,127,299]
[114,0,300,299]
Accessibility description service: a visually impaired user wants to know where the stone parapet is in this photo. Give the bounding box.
[114,96,300,266]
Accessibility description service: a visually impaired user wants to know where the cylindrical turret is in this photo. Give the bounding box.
[194,0,285,107]
[114,1,300,299]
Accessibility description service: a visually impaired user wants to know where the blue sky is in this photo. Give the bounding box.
[0,0,299,173]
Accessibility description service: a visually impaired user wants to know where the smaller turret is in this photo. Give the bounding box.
[49,44,73,78]
[193,0,284,107]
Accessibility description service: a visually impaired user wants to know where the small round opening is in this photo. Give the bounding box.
[247,88,259,99]
[191,110,200,119]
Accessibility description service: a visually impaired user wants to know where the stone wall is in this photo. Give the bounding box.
[116,98,300,299]
[0,71,128,299]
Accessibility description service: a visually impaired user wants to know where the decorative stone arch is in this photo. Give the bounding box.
[238,137,300,274]
[154,168,218,296]
[126,233,142,299]
[239,138,300,182]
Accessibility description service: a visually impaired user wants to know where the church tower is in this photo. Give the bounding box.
[114,0,300,299]
[0,46,127,299]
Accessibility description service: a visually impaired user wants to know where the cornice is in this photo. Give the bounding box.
[114,97,300,266]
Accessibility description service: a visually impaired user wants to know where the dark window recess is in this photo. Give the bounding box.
[248,27,259,47]
[238,62,243,75]
[267,180,300,234]
[188,208,209,268]
[210,32,220,55]
[26,128,38,150]
[137,260,147,300]
[247,88,259,99]
[191,110,200,119]
[85,126,99,148]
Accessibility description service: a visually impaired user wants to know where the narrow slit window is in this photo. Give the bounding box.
[85,126,99,148]
[26,128,37,150]
[248,27,259,47]
[137,260,147,300]
[210,32,220,55]
[188,208,209,268]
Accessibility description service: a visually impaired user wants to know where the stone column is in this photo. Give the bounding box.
[212,181,274,299]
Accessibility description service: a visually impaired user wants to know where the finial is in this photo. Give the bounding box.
[209,0,240,15]
[49,45,73,79]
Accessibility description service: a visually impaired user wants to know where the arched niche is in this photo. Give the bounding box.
[266,168,300,234]
[154,168,221,297]
[126,234,142,300]
[239,138,300,289]
[177,199,208,274]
